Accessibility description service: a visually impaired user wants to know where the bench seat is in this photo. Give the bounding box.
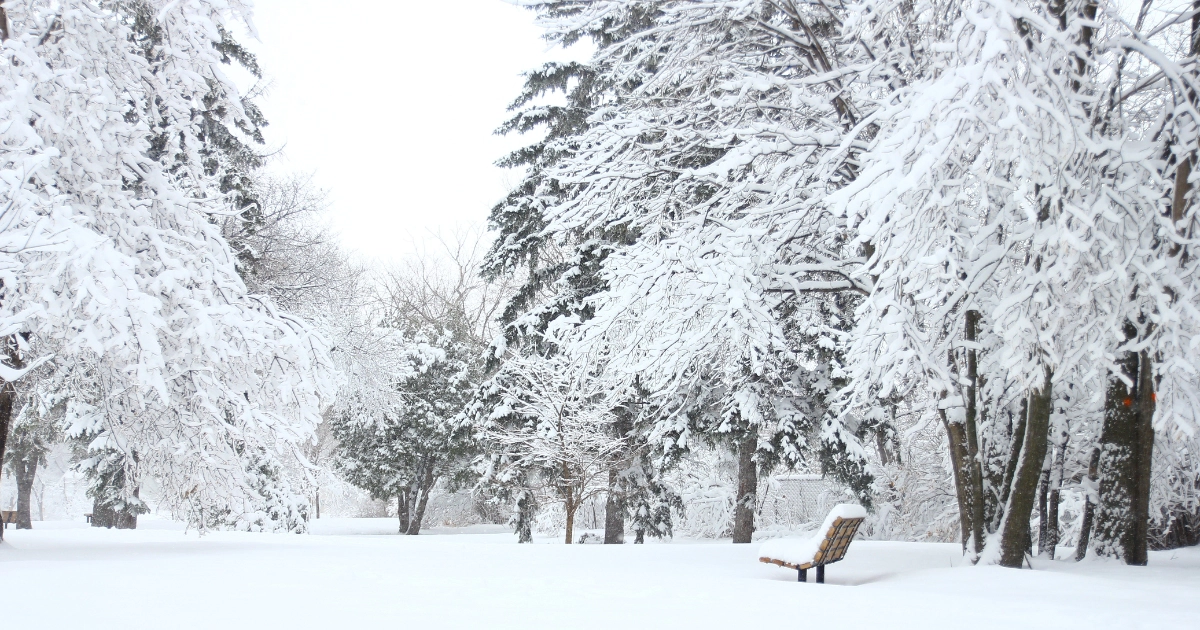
[759,504,866,582]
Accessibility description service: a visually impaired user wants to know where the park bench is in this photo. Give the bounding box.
[1,510,17,529]
[758,504,867,583]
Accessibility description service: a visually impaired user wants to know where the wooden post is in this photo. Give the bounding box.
[798,568,807,582]
[817,565,825,584]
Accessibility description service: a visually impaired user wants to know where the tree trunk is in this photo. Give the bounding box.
[0,378,15,542]
[603,469,625,544]
[397,490,410,534]
[994,400,1027,533]
[1075,448,1101,560]
[406,468,436,536]
[1036,453,1052,555]
[1044,437,1067,559]
[1132,351,1155,563]
[941,402,972,552]
[732,434,757,544]
[516,487,536,544]
[999,371,1052,568]
[114,488,140,530]
[14,456,36,529]
[91,498,115,529]
[963,310,986,555]
[564,496,576,544]
[1094,345,1155,565]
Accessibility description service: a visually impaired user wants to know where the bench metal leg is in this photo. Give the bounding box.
[816,565,825,584]
[798,568,806,583]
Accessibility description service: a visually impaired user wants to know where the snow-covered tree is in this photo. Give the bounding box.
[488,0,1200,560]
[475,350,628,544]
[333,328,478,535]
[2,382,57,529]
[0,0,335,533]
[492,0,879,544]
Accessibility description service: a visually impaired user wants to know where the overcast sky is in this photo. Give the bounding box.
[245,0,579,263]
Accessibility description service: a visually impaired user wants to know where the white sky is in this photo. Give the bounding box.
[245,0,577,263]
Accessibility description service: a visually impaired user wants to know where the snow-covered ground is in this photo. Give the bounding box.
[2,519,1197,629]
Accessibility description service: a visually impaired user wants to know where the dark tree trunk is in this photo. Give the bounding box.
[1094,346,1155,565]
[114,488,140,530]
[0,2,9,43]
[994,400,1028,533]
[516,487,536,544]
[1044,437,1067,559]
[0,367,16,542]
[1132,351,1155,562]
[945,417,971,551]
[982,406,1011,531]
[92,489,140,529]
[1036,453,1052,555]
[91,498,115,529]
[963,310,987,555]
[564,496,577,545]
[603,469,625,544]
[999,371,1052,568]
[732,434,757,544]
[405,468,436,536]
[397,490,410,534]
[875,431,893,466]
[14,456,37,529]
[1075,448,1101,560]
[941,396,972,552]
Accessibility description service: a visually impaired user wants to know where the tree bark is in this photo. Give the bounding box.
[564,494,577,544]
[1075,448,1101,560]
[994,400,1027,533]
[1132,351,1155,562]
[1036,453,1052,555]
[1094,345,1154,565]
[1044,437,1067,559]
[516,486,536,544]
[942,410,972,552]
[14,455,36,529]
[603,468,625,544]
[0,379,11,542]
[0,340,18,542]
[114,488,140,530]
[999,371,1052,568]
[963,310,987,555]
[397,490,410,534]
[732,434,757,544]
[91,498,115,529]
[405,468,436,536]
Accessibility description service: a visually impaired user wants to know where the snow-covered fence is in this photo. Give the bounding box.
[756,474,856,536]
[673,456,853,540]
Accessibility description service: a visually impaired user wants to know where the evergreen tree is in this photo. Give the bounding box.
[333,328,478,535]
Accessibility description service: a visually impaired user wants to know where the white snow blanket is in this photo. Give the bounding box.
[2,519,1199,628]
[758,504,867,566]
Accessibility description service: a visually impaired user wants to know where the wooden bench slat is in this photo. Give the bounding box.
[758,511,865,576]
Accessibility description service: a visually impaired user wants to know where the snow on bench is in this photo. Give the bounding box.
[758,504,866,583]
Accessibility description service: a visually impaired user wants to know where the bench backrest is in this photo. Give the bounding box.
[0,511,18,523]
[812,516,865,566]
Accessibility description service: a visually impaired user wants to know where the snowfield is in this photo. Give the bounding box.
[2,520,1197,629]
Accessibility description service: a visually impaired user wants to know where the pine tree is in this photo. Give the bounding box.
[333,328,478,535]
